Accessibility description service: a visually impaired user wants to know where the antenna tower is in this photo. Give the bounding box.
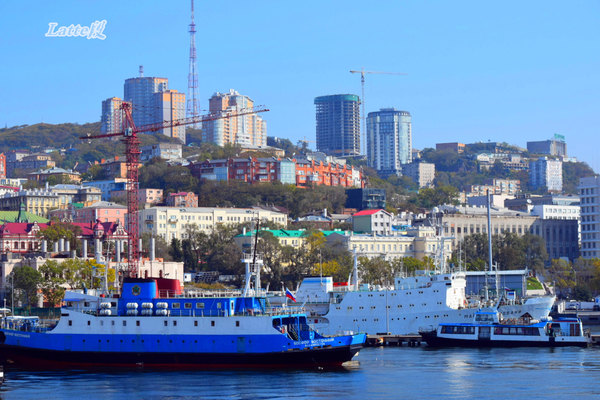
[186,0,200,127]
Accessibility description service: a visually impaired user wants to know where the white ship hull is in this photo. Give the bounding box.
[296,275,555,336]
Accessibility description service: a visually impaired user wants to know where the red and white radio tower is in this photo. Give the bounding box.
[186,0,200,127]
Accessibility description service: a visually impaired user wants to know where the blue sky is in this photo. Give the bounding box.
[1,1,599,171]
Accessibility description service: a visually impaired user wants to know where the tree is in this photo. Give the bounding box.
[169,238,183,262]
[38,221,82,251]
[546,259,576,298]
[38,260,66,307]
[358,257,392,286]
[10,266,42,310]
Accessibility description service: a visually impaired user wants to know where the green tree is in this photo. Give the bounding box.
[169,238,183,262]
[38,260,66,307]
[10,266,42,310]
[546,259,576,297]
[38,221,83,251]
[358,257,392,286]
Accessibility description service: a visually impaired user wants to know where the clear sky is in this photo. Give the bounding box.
[1,1,599,171]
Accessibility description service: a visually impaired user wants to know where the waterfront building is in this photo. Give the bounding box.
[166,192,198,208]
[100,97,125,134]
[123,75,169,128]
[140,143,183,162]
[579,176,600,259]
[153,90,186,143]
[505,194,580,212]
[345,188,386,211]
[203,89,266,148]
[325,226,451,262]
[314,94,360,157]
[366,108,412,176]
[402,162,435,188]
[138,206,288,241]
[529,157,563,192]
[527,135,567,157]
[435,205,579,262]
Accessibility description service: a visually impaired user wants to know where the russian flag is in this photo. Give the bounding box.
[285,288,297,302]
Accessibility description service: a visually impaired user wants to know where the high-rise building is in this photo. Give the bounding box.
[100,97,125,134]
[153,90,186,142]
[203,89,266,147]
[314,94,360,157]
[579,175,600,259]
[123,75,168,127]
[366,108,412,176]
[529,157,563,192]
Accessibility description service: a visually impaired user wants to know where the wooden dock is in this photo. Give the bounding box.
[366,334,422,347]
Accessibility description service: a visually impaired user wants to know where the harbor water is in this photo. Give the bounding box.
[3,346,600,399]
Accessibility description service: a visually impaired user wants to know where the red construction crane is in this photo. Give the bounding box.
[81,102,269,278]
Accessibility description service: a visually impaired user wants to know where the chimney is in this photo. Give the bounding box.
[95,239,102,261]
[115,240,121,262]
[150,237,156,261]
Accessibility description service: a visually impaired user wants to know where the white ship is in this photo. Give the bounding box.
[295,273,555,336]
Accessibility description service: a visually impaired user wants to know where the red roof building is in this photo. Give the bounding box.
[0,220,128,254]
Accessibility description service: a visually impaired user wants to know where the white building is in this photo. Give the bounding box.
[529,157,563,192]
[140,143,183,162]
[530,204,580,220]
[352,209,394,235]
[138,206,288,241]
[402,162,435,188]
[579,176,600,259]
[326,226,451,262]
[366,108,412,177]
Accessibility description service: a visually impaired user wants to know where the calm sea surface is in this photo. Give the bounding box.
[2,346,600,399]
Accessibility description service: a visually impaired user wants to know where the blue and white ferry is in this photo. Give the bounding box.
[421,309,589,347]
[0,278,365,369]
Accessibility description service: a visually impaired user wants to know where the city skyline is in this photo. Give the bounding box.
[0,1,599,171]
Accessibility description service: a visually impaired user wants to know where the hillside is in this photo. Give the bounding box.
[0,122,183,169]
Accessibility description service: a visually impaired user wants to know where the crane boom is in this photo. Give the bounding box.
[349,67,407,155]
[81,103,269,278]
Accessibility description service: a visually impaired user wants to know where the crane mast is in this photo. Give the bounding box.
[349,68,407,155]
[82,104,269,278]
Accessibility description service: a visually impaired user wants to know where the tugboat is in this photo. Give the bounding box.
[421,309,589,348]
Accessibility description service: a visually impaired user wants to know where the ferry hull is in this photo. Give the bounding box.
[421,331,588,348]
[0,343,363,370]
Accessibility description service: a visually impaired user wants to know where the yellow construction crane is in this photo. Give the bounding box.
[350,68,407,155]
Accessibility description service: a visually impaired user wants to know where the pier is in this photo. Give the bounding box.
[365,334,422,347]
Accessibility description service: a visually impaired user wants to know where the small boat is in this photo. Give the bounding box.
[421,309,590,347]
[0,278,365,369]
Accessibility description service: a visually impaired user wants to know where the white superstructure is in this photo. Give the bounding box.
[296,273,555,336]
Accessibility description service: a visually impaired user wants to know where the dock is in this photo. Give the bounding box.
[366,334,422,347]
